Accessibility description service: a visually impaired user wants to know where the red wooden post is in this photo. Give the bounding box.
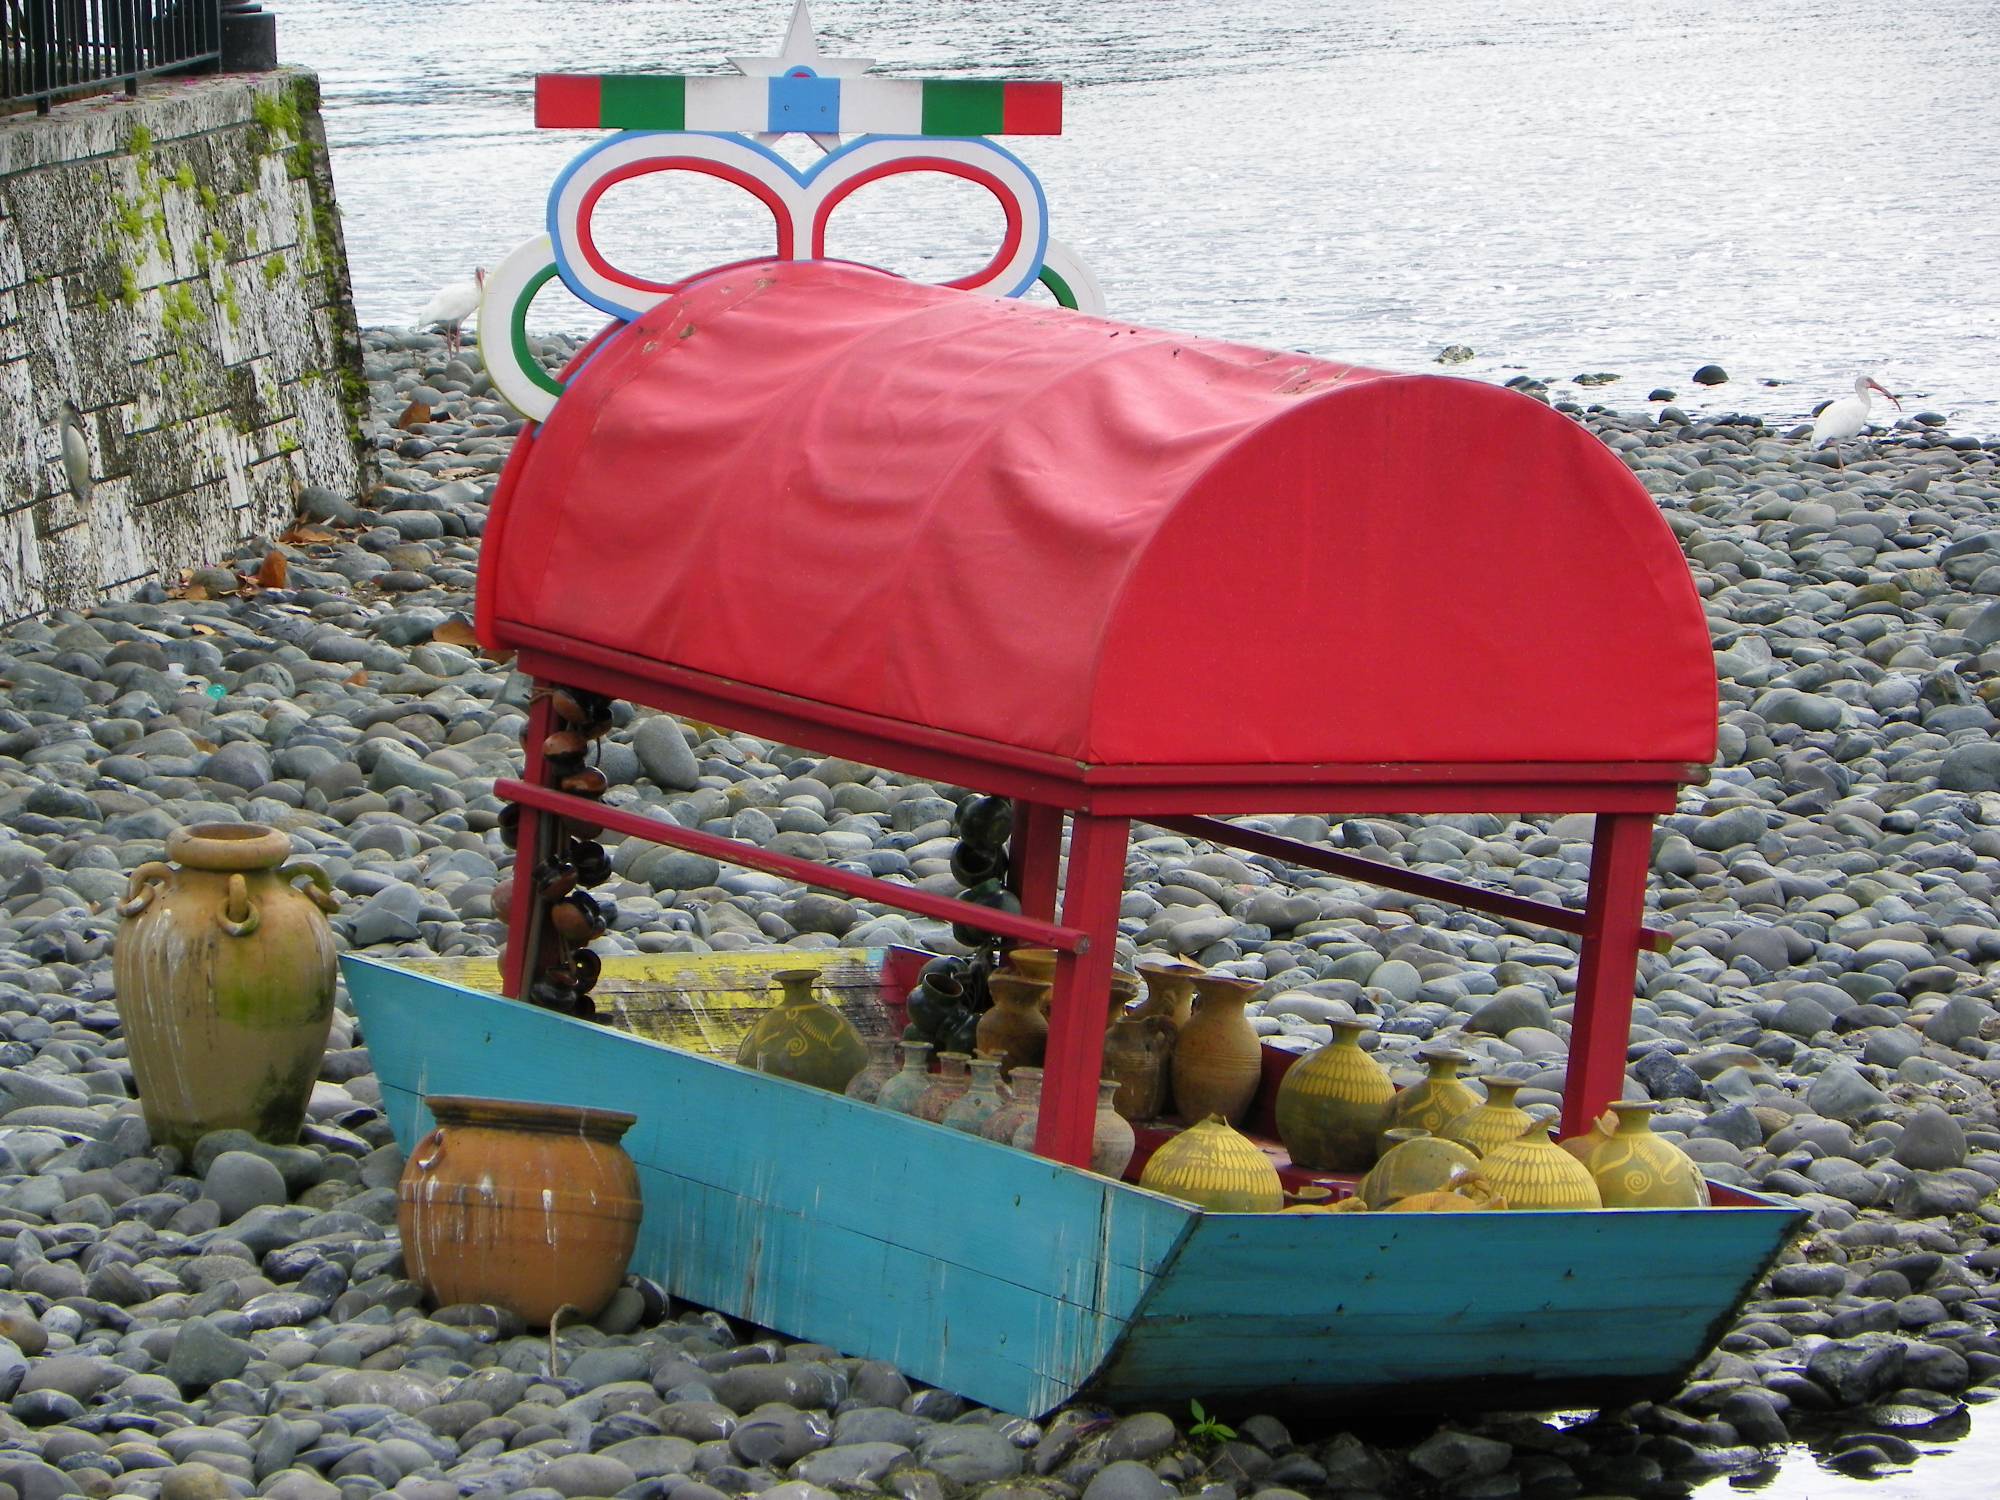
[1007,801,1065,921]
[1033,813,1129,1167]
[499,687,556,1000]
[1560,811,1655,1138]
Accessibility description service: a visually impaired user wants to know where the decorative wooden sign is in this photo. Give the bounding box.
[482,0,1101,420]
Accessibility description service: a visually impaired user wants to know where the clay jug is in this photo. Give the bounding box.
[114,824,340,1156]
[1138,1115,1282,1213]
[1440,1076,1535,1158]
[1091,1078,1137,1179]
[1383,1048,1481,1149]
[736,968,868,1093]
[1004,947,1059,984]
[1481,1112,1603,1211]
[844,1036,901,1103]
[1103,1012,1173,1122]
[875,1041,935,1115]
[1274,1018,1395,1171]
[975,974,1050,1079]
[398,1095,642,1325]
[1135,958,1205,1031]
[943,1057,1009,1135]
[984,1067,1042,1144]
[914,1052,972,1123]
[1171,975,1263,1125]
[1576,1101,1711,1208]
[1357,1128,1481,1210]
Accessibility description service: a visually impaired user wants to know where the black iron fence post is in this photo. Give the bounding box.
[6,0,237,113]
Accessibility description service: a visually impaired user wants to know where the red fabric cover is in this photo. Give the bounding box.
[480,260,1716,769]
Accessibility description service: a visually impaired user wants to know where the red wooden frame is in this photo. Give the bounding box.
[495,647,1686,1169]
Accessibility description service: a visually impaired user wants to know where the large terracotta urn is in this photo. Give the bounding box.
[1170,975,1264,1125]
[399,1095,642,1325]
[975,973,1049,1078]
[114,824,340,1157]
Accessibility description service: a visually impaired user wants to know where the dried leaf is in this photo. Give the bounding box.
[432,618,482,649]
[280,524,337,545]
[395,400,432,431]
[189,623,218,637]
[344,669,369,686]
[183,583,211,602]
[257,549,288,589]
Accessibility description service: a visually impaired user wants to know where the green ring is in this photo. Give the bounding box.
[511,264,567,398]
[1037,263,1078,310]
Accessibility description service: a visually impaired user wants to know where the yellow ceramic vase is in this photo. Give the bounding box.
[735,969,868,1093]
[1439,1076,1534,1158]
[1357,1128,1481,1209]
[1135,959,1205,1030]
[1575,1101,1711,1208]
[1480,1115,1603,1211]
[974,973,1049,1079]
[1170,975,1264,1126]
[1139,1115,1283,1213]
[1274,1018,1394,1171]
[1383,1048,1481,1148]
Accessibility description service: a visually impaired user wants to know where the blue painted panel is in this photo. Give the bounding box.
[768,74,840,133]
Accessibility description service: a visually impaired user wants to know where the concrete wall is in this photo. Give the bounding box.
[0,68,370,623]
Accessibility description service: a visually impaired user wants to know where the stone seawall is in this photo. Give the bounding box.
[0,67,369,622]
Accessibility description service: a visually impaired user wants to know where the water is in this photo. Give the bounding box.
[286,0,2000,433]
[280,1,2000,1487]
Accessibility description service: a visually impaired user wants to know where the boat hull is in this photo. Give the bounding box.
[344,953,1804,1417]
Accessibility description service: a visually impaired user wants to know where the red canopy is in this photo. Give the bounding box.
[480,260,1714,773]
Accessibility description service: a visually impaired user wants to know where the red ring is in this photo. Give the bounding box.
[810,157,1025,291]
[574,157,795,295]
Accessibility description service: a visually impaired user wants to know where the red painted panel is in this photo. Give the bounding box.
[1001,81,1063,135]
[535,74,601,128]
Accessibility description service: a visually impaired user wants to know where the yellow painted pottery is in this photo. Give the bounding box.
[1170,975,1264,1126]
[1383,1048,1481,1148]
[1439,1076,1534,1157]
[115,824,341,1155]
[1135,958,1205,1030]
[974,973,1049,1079]
[1274,1018,1394,1171]
[1577,1101,1712,1208]
[1003,947,1059,983]
[735,968,868,1093]
[1480,1114,1603,1211]
[1357,1128,1480,1209]
[1138,1114,1283,1213]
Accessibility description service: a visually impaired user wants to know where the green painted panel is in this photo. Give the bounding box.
[920,81,1004,136]
[599,74,686,130]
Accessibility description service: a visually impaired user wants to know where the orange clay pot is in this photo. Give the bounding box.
[398,1095,642,1326]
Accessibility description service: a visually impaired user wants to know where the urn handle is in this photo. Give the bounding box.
[413,1126,446,1171]
[217,874,261,938]
[117,862,175,917]
[280,860,342,914]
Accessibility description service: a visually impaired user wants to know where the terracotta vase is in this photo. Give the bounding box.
[1383,1048,1481,1149]
[1274,1018,1394,1171]
[975,974,1050,1079]
[1135,959,1205,1031]
[1574,1101,1711,1208]
[1004,947,1059,984]
[914,1052,972,1123]
[844,1036,901,1103]
[114,823,341,1156]
[1103,1012,1173,1122]
[1440,1077,1535,1158]
[1481,1113,1604,1211]
[398,1095,642,1326]
[1138,1114,1282,1213]
[736,968,868,1093]
[1091,1078,1137,1179]
[1357,1128,1481,1209]
[943,1057,1009,1135]
[1171,975,1264,1125]
[875,1041,935,1115]
[984,1067,1042,1144]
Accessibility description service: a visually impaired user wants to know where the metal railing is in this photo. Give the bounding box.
[4,1,223,114]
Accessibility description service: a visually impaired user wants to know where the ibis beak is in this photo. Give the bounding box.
[1869,378,1902,409]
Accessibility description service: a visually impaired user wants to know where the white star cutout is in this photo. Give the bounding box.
[727,0,875,150]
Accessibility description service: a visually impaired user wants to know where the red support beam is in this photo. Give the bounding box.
[499,690,555,1000]
[1155,814,1672,953]
[1008,802,1065,922]
[1560,812,1656,1138]
[496,779,1090,953]
[1034,814,1130,1168]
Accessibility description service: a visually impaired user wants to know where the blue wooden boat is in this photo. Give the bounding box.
[344,948,1804,1419]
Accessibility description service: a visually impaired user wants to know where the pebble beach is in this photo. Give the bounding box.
[0,331,1997,1500]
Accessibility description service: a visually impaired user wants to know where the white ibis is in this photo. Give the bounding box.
[416,268,485,356]
[1811,374,1902,464]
